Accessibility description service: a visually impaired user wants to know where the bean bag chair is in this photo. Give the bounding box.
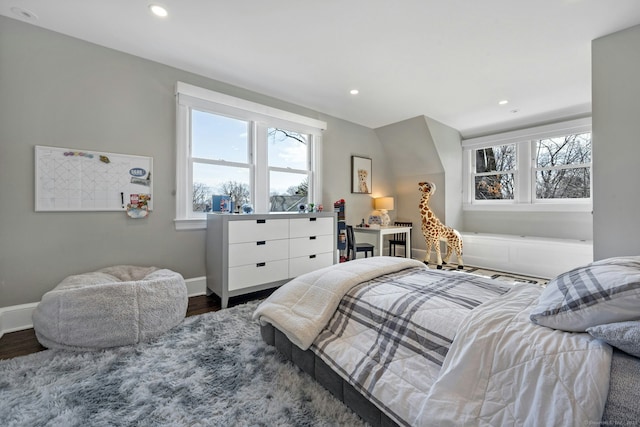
[32,265,188,351]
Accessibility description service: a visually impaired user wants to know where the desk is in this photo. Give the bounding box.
[353,225,412,258]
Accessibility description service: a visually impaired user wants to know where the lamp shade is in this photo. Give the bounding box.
[374,197,394,211]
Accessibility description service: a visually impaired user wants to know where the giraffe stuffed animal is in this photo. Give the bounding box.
[418,182,464,269]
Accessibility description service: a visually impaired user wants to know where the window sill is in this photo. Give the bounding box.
[174,218,206,230]
[463,202,592,213]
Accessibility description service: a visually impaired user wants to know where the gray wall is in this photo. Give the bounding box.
[592,24,640,259]
[375,116,462,257]
[0,16,389,307]
[426,117,463,229]
[320,118,394,240]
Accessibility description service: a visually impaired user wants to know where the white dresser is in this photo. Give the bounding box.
[206,212,336,308]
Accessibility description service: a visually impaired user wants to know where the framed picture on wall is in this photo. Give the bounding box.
[351,155,372,194]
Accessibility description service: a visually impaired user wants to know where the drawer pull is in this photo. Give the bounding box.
[256,219,266,224]
[309,236,317,240]
[256,241,266,245]
[309,254,316,259]
[256,262,266,267]
[309,217,317,222]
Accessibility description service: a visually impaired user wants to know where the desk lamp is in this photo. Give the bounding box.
[374,197,394,226]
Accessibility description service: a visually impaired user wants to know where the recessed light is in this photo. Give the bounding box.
[350,89,359,95]
[498,100,509,105]
[149,4,168,17]
[11,7,38,20]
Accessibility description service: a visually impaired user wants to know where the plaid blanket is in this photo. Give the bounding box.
[311,267,510,426]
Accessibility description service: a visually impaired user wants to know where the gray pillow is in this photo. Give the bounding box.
[587,321,640,358]
[530,256,640,332]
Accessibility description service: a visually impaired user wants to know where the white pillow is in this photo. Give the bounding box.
[529,256,640,332]
[587,321,640,358]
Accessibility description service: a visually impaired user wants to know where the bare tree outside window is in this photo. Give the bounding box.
[286,177,308,197]
[192,180,250,213]
[219,181,250,210]
[269,128,307,146]
[193,182,213,212]
[535,133,591,199]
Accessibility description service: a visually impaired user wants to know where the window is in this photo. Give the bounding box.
[473,144,516,200]
[534,133,591,200]
[175,82,326,229]
[191,111,251,213]
[267,128,311,212]
[462,118,592,211]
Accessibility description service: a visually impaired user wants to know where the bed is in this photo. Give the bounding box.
[253,256,640,426]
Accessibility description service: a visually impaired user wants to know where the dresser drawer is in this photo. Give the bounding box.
[289,235,333,257]
[289,252,334,278]
[228,239,289,267]
[228,218,289,243]
[228,259,289,291]
[289,217,333,238]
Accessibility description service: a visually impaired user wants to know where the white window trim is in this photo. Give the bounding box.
[175,82,326,230]
[462,117,592,212]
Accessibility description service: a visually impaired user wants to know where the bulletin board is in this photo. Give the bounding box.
[35,145,153,212]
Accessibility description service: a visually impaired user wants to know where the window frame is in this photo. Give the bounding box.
[462,118,592,212]
[175,82,326,230]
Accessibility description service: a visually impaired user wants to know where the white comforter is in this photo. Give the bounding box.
[253,258,613,426]
[418,284,612,427]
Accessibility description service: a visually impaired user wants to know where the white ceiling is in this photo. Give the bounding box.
[2,0,640,137]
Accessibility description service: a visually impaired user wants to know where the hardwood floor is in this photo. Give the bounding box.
[0,329,45,360]
[0,289,275,361]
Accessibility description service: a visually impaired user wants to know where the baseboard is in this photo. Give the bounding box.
[186,276,207,297]
[0,303,39,339]
[0,276,208,338]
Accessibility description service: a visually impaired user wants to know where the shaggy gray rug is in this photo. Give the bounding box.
[0,301,366,427]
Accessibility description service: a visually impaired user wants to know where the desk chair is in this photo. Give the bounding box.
[346,225,374,260]
[389,221,412,258]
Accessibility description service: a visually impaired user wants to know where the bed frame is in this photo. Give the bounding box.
[261,323,640,427]
[260,323,399,427]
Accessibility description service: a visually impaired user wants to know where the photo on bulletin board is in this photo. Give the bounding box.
[35,145,153,212]
[351,155,372,194]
